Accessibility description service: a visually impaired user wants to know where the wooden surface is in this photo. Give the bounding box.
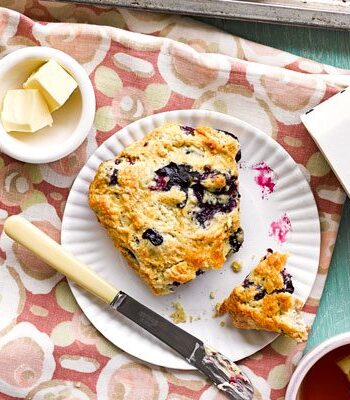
[197,18,350,352]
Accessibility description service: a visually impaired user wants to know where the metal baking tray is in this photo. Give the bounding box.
[59,0,350,30]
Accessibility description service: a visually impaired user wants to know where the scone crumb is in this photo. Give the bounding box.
[231,260,243,273]
[213,303,222,318]
[220,321,225,327]
[209,291,215,299]
[189,315,201,323]
[170,302,186,324]
[75,382,81,388]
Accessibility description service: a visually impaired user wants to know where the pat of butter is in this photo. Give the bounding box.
[23,60,77,112]
[1,89,53,133]
[337,355,350,382]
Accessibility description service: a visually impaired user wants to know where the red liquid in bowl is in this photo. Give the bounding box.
[300,344,350,399]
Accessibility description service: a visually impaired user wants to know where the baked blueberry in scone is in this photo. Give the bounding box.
[89,123,243,295]
[218,251,309,341]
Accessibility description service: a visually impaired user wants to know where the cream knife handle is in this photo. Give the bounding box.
[4,215,119,304]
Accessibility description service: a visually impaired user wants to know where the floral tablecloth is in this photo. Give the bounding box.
[0,2,348,399]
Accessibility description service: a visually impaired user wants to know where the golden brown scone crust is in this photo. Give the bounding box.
[89,123,243,295]
[218,252,309,342]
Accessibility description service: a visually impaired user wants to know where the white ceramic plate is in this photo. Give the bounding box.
[62,110,320,370]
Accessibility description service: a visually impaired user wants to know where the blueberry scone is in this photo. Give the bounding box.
[89,123,243,295]
[218,251,309,341]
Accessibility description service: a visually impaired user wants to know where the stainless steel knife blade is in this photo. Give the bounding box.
[111,291,254,400]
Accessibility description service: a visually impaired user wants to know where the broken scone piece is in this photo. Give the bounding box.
[218,251,309,342]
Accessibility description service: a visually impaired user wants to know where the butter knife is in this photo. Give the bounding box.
[4,215,254,400]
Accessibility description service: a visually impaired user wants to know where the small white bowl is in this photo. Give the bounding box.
[0,46,95,164]
[286,331,350,399]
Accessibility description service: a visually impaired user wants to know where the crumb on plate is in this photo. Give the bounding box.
[231,260,243,273]
[220,321,225,327]
[170,302,186,324]
[209,291,215,299]
[212,302,222,318]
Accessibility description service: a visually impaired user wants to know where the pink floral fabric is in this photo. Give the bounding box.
[0,3,348,399]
